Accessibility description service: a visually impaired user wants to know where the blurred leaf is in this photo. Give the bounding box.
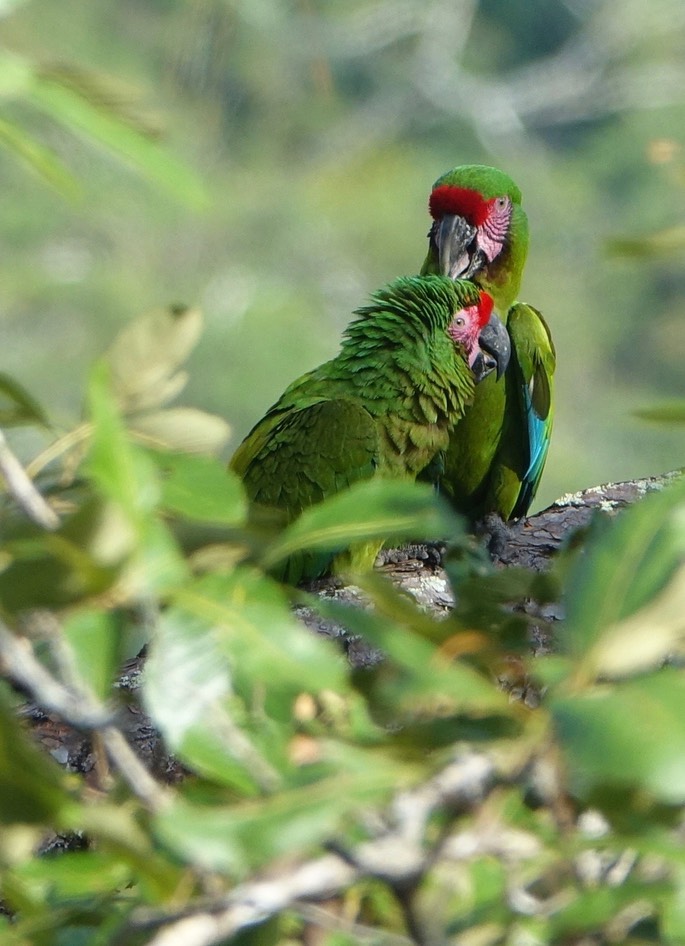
[129,407,230,455]
[315,596,510,721]
[587,563,685,677]
[6,851,131,906]
[262,479,460,572]
[144,605,271,795]
[0,498,133,612]
[561,477,685,674]
[172,569,346,711]
[0,689,71,824]
[37,61,164,138]
[155,452,246,525]
[0,372,50,428]
[29,73,208,208]
[62,801,184,897]
[104,305,203,415]
[120,517,188,599]
[155,751,402,875]
[0,114,78,197]
[552,667,685,803]
[86,361,161,521]
[548,879,666,940]
[0,48,32,96]
[635,402,685,424]
[607,225,685,258]
[62,608,119,703]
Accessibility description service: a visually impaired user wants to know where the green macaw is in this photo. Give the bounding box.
[231,275,509,582]
[420,164,556,521]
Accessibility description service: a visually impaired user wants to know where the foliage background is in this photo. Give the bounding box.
[1,0,684,510]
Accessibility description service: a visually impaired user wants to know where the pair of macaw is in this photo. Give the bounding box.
[231,165,555,578]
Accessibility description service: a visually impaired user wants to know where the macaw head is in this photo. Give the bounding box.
[423,165,529,310]
[449,289,510,382]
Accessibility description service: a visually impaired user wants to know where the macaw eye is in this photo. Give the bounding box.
[495,196,508,210]
[454,317,465,327]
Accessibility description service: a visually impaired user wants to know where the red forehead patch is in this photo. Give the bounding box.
[477,291,494,327]
[429,185,491,226]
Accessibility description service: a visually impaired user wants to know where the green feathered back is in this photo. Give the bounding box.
[231,275,482,580]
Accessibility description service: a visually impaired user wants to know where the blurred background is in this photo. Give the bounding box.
[1,0,685,512]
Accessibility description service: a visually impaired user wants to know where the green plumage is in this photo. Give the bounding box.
[231,275,483,580]
[421,165,556,520]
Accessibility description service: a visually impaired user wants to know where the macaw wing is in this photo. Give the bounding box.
[235,397,380,519]
[507,302,556,519]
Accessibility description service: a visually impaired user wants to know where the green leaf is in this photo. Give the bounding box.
[635,402,685,424]
[552,668,685,803]
[129,408,230,455]
[62,608,119,703]
[0,114,78,198]
[607,225,685,258]
[143,606,272,795]
[314,596,509,720]
[561,477,685,675]
[155,752,403,875]
[0,48,33,97]
[0,499,133,612]
[6,851,131,906]
[86,361,161,521]
[586,563,685,678]
[0,372,50,428]
[29,75,209,209]
[104,304,203,415]
[262,479,461,571]
[156,453,246,525]
[172,569,346,706]
[0,689,71,824]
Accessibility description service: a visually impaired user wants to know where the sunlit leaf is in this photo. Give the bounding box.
[552,668,685,803]
[144,606,271,794]
[0,48,32,97]
[172,569,346,709]
[155,452,246,525]
[155,754,402,875]
[104,305,203,415]
[7,851,131,904]
[62,608,119,703]
[561,477,685,675]
[588,564,685,677]
[129,408,230,455]
[262,479,460,572]
[314,596,509,720]
[86,361,161,520]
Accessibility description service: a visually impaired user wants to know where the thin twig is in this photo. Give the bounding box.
[132,751,497,946]
[0,428,59,529]
[0,619,170,812]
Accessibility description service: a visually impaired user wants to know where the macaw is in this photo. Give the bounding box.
[420,165,556,521]
[231,275,509,581]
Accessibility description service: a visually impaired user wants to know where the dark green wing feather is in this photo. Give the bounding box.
[505,303,556,519]
[234,397,379,519]
[233,397,380,582]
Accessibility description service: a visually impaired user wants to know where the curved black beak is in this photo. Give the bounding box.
[472,312,511,382]
[435,214,478,280]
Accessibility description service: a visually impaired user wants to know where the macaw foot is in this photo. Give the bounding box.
[475,512,513,562]
[375,541,446,570]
